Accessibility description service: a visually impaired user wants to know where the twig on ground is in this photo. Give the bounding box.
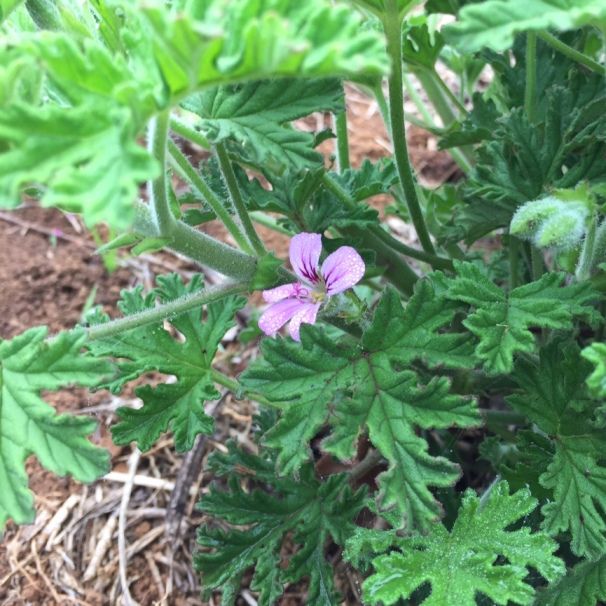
[118,448,142,606]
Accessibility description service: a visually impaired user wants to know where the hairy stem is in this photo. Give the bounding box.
[334,110,351,172]
[86,281,248,341]
[508,235,520,289]
[170,117,210,149]
[383,3,435,255]
[148,111,175,234]
[215,142,266,256]
[531,246,544,281]
[524,32,538,124]
[431,67,467,116]
[134,202,257,281]
[168,140,253,253]
[250,211,294,236]
[538,31,605,75]
[411,71,474,170]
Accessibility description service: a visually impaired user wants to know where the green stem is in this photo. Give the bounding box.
[133,202,257,281]
[215,142,266,256]
[530,245,545,281]
[524,32,538,124]
[148,111,175,234]
[170,117,210,149]
[383,4,435,255]
[431,67,467,116]
[509,235,520,289]
[372,226,454,270]
[321,173,420,291]
[249,211,294,236]
[402,73,473,173]
[168,140,253,254]
[538,31,605,76]
[25,0,61,29]
[86,281,248,341]
[576,216,599,282]
[480,408,527,426]
[334,110,351,172]
[416,70,458,127]
[531,246,544,281]
[370,81,391,130]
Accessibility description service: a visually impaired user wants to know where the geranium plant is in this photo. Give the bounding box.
[2,0,606,603]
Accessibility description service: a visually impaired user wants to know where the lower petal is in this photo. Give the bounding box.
[288,303,321,342]
[259,298,305,337]
[321,246,365,295]
[262,282,307,303]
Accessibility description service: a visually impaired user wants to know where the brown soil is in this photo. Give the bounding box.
[0,87,457,606]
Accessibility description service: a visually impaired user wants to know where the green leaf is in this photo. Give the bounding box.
[0,327,112,530]
[0,0,22,23]
[536,554,606,606]
[195,442,367,605]
[402,19,445,72]
[443,0,606,53]
[582,342,606,398]
[243,281,478,529]
[508,340,606,558]
[357,481,564,606]
[143,0,388,99]
[86,274,245,452]
[183,79,342,170]
[442,261,597,374]
[0,102,157,230]
[456,79,606,243]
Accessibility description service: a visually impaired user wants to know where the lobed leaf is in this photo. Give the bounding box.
[243,281,478,530]
[86,274,245,452]
[441,261,597,374]
[0,328,112,531]
[508,340,606,558]
[196,442,367,604]
[357,481,563,606]
[444,0,606,53]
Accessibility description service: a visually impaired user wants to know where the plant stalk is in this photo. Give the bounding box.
[538,31,605,75]
[133,202,257,281]
[168,140,253,254]
[86,281,248,341]
[524,32,538,124]
[383,3,436,255]
[215,142,266,256]
[334,110,351,172]
[170,117,211,149]
[148,111,175,234]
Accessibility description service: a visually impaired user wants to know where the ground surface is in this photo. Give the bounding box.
[0,87,458,606]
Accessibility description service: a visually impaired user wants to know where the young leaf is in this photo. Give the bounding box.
[536,554,606,606]
[357,481,564,606]
[443,0,606,53]
[143,0,388,98]
[0,102,157,229]
[243,281,478,530]
[582,342,606,398]
[196,442,367,605]
[183,79,342,170]
[0,327,112,530]
[508,340,606,558]
[86,274,245,452]
[441,261,597,374]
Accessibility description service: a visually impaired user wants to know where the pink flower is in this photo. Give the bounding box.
[259,233,365,341]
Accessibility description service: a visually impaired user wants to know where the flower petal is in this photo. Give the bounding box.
[262,282,308,303]
[288,302,321,342]
[321,246,365,295]
[258,298,306,337]
[290,232,322,284]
